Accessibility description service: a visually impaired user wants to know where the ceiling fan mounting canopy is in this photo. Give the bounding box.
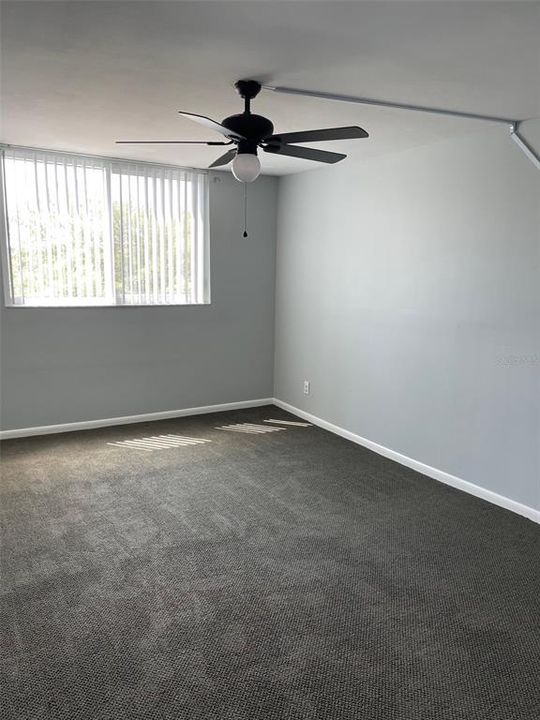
[234,79,263,101]
[116,78,369,181]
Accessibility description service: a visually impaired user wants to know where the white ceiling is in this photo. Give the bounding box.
[1,1,539,176]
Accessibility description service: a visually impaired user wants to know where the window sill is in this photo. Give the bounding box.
[3,302,212,309]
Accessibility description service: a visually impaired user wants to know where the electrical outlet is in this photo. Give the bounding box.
[303,380,310,395]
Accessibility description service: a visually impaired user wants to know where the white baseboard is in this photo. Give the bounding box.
[0,398,274,440]
[273,398,540,525]
[3,395,537,524]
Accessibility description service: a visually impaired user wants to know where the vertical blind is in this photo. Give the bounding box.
[1,147,209,306]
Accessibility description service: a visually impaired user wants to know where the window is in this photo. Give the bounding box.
[1,147,209,306]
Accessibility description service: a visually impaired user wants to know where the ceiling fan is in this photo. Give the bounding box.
[117,80,369,182]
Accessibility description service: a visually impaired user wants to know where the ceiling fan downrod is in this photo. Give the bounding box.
[234,79,262,114]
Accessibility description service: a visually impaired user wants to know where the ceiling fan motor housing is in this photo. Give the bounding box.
[222,113,274,152]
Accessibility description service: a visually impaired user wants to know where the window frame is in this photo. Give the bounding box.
[0,146,211,309]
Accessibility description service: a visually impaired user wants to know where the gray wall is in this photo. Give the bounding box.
[274,124,540,510]
[0,172,278,430]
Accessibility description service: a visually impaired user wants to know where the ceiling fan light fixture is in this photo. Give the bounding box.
[232,151,261,183]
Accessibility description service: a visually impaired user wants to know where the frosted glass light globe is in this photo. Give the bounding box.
[232,153,261,183]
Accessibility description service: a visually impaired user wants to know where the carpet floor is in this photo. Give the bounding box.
[1,405,539,719]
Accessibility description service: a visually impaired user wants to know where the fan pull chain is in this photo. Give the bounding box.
[243,182,248,238]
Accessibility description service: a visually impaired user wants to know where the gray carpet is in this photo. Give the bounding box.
[1,405,539,719]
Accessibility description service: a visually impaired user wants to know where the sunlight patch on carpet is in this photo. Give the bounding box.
[107,435,212,452]
[216,423,287,435]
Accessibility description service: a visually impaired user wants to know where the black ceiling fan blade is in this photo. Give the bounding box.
[178,111,245,141]
[116,140,231,145]
[267,126,368,144]
[208,148,237,168]
[264,144,346,164]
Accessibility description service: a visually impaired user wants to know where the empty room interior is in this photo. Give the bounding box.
[1,2,539,718]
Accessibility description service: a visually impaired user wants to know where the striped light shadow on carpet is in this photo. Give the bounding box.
[216,423,286,434]
[263,419,312,427]
[107,434,211,452]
